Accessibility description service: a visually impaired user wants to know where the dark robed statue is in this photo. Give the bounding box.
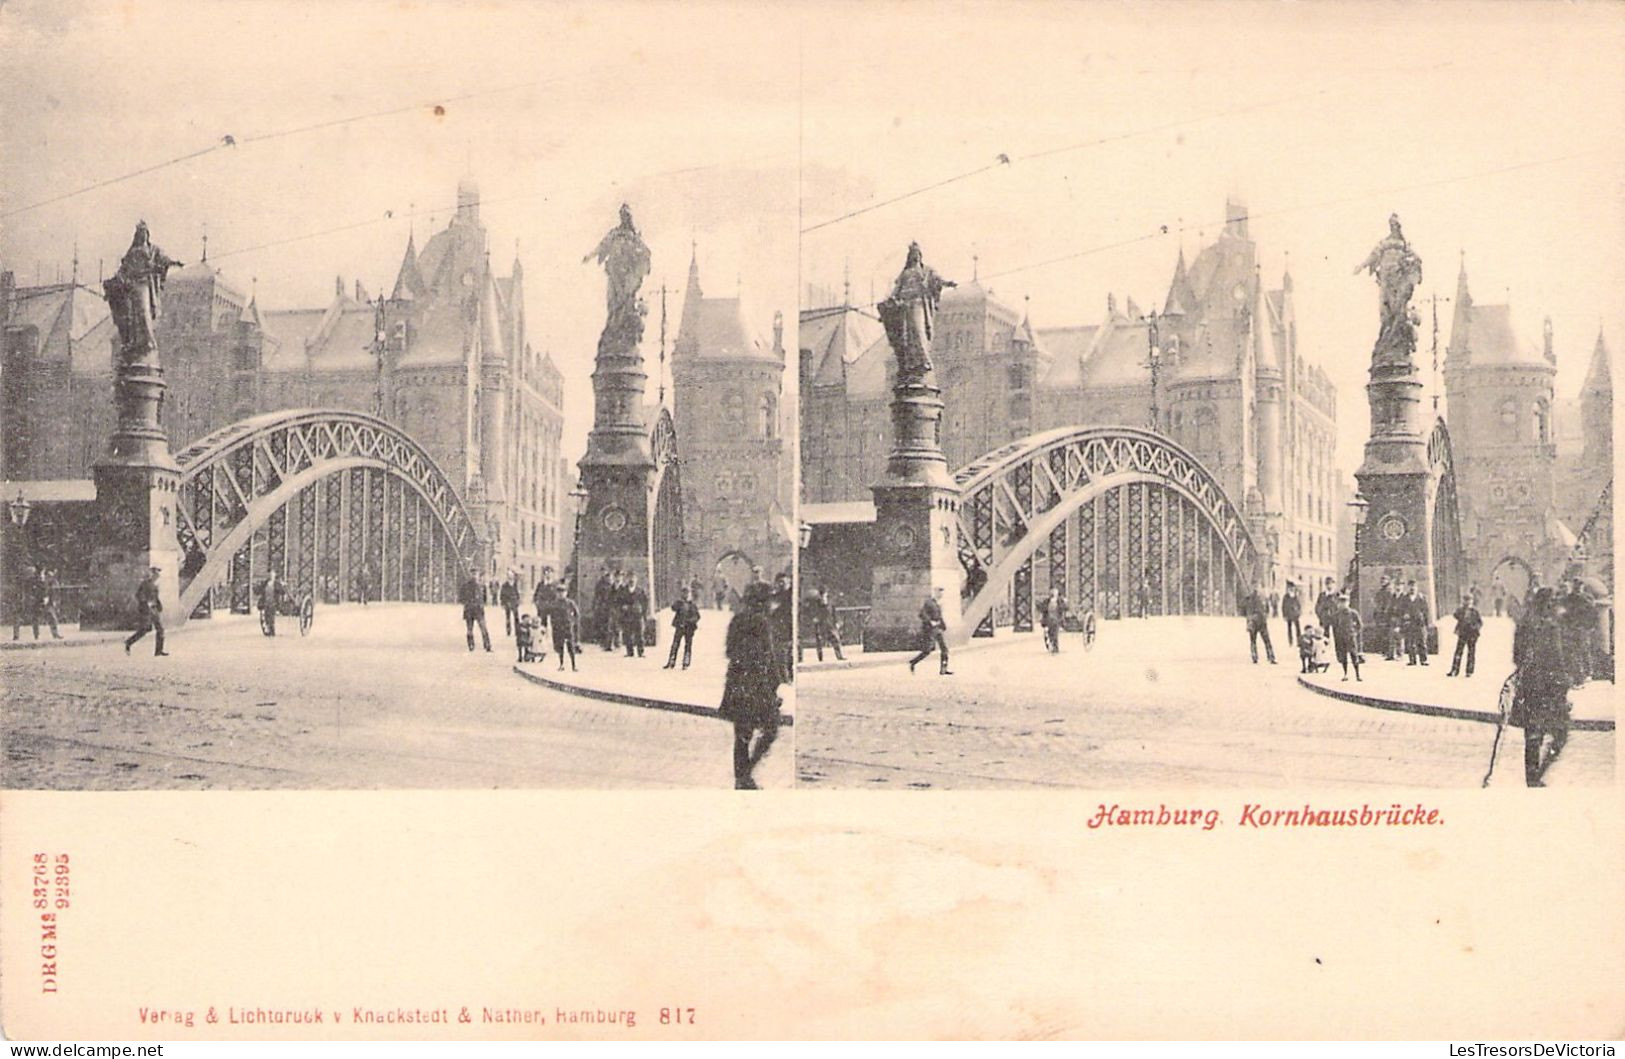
[1355,213,1424,361]
[583,203,652,351]
[103,221,182,355]
[878,241,955,381]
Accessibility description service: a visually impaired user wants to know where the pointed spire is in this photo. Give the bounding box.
[1252,264,1280,374]
[1163,246,1195,316]
[1543,315,1555,364]
[675,244,704,356]
[1585,326,1611,392]
[201,222,209,264]
[1447,252,1473,360]
[1281,250,1293,292]
[391,231,425,300]
[842,257,852,306]
[477,263,506,364]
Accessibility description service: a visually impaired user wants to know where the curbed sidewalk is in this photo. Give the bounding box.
[513,616,794,726]
[1298,666,1615,732]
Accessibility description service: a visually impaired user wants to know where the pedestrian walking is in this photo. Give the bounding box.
[1314,576,1339,641]
[1559,577,1596,686]
[1331,593,1363,681]
[907,587,951,675]
[620,573,648,657]
[12,564,60,641]
[1447,591,1483,677]
[664,585,700,669]
[38,567,64,639]
[355,561,373,606]
[1245,585,1276,664]
[719,583,786,790]
[1511,587,1572,787]
[257,568,284,637]
[123,566,168,656]
[550,588,580,672]
[804,588,844,662]
[1281,581,1302,648]
[1039,586,1069,653]
[458,570,492,652]
[772,572,795,681]
[500,573,521,637]
[1400,580,1428,665]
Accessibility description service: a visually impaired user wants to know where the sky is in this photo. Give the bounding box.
[796,1,1625,478]
[0,0,798,466]
[2,0,1621,482]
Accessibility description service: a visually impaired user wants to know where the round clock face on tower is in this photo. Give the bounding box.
[601,506,628,532]
[1378,513,1408,541]
[890,523,917,553]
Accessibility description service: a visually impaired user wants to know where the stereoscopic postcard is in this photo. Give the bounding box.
[2,0,1620,1042]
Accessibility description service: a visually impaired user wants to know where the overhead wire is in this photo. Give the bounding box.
[1,79,546,220]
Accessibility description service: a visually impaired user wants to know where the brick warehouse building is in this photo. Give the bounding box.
[800,198,1343,604]
[2,178,567,591]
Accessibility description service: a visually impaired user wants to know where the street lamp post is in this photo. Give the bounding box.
[1145,310,1162,433]
[568,485,588,601]
[1347,493,1370,616]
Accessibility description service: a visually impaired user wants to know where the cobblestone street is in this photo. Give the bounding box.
[1,603,788,790]
[795,616,1615,789]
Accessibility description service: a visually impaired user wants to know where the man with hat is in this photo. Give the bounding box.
[123,566,168,656]
[907,586,951,675]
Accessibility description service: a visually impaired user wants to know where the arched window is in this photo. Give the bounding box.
[1498,398,1518,432]
[759,393,777,438]
[723,391,745,432]
[1534,399,1550,444]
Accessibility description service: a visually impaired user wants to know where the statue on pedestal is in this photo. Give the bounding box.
[584,203,652,353]
[878,242,955,381]
[1355,213,1424,363]
[102,221,182,355]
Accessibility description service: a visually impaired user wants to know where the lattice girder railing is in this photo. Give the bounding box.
[171,409,484,622]
[951,425,1260,639]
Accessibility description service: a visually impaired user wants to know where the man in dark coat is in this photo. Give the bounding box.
[458,570,492,652]
[1559,578,1597,686]
[39,567,64,639]
[499,574,521,636]
[1371,574,1393,658]
[772,572,795,681]
[1281,581,1302,647]
[621,574,648,657]
[1512,587,1571,787]
[549,587,580,672]
[719,583,785,789]
[1314,576,1339,638]
[1245,585,1276,664]
[257,568,284,637]
[1447,591,1483,678]
[664,584,700,669]
[123,566,168,656]
[1331,592,1363,682]
[12,564,54,641]
[1401,580,1428,665]
[1039,586,1069,654]
[802,588,844,662]
[907,587,951,675]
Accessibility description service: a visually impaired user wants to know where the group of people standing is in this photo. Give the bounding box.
[461,569,581,670]
[1253,577,1365,680]
[588,569,652,657]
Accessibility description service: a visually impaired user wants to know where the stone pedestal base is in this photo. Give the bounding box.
[79,463,181,630]
[575,461,656,644]
[864,483,963,651]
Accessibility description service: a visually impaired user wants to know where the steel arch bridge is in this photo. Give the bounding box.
[953,425,1261,639]
[172,409,485,623]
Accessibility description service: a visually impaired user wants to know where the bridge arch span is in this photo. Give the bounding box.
[172,408,485,622]
[954,425,1261,639]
